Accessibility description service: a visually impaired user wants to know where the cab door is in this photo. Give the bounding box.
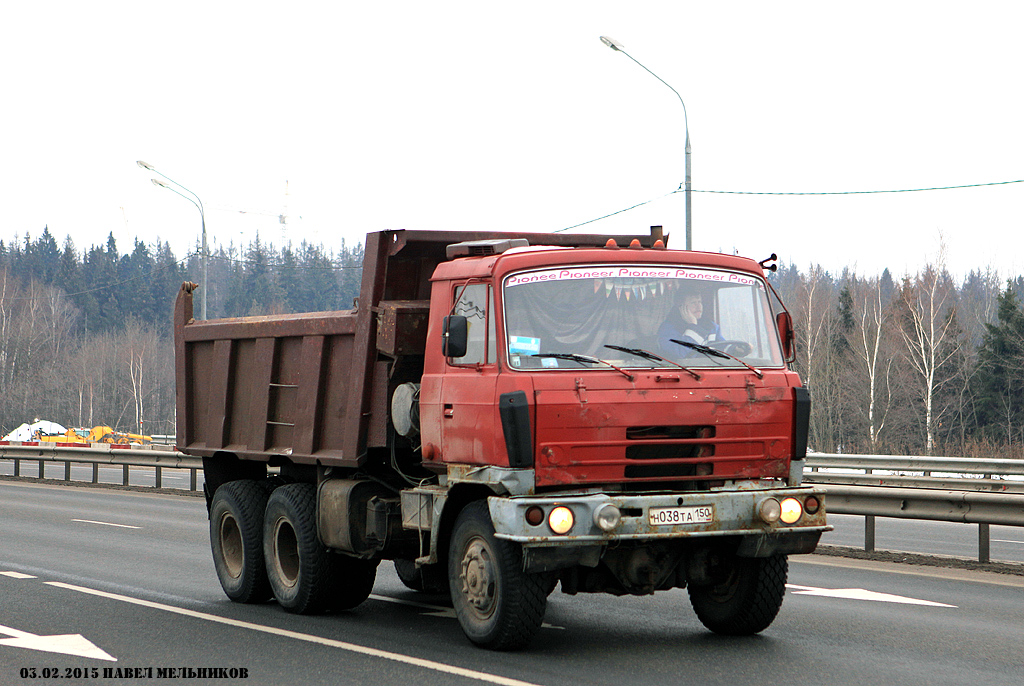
[438,282,501,465]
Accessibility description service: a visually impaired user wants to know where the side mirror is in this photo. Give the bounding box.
[776,311,796,363]
[442,315,468,358]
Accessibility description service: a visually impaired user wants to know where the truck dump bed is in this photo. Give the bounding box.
[174,229,663,467]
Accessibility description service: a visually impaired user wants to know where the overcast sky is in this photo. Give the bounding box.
[4,1,1022,281]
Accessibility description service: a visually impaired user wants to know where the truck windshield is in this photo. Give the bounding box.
[501,265,784,370]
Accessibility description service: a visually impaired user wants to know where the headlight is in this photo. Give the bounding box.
[548,506,574,534]
[593,503,621,532]
[780,497,803,524]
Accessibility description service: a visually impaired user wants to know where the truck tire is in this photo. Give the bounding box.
[209,480,273,603]
[448,501,547,650]
[394,559,450,595]
[688,553,788,635]
[328,555,378,611]
[263,483,332,614]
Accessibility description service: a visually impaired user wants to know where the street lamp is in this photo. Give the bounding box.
[600,36,692,250]
[137,161,208,319]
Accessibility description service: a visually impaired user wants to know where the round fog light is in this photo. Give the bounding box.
[593,503,621,532]
[548,506,575,535]
[780,497,803,524]
[804,495,821,515]
[525,505,545,526]
[758,498,781,523]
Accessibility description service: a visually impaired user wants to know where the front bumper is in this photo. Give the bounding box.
[487,486,830,547]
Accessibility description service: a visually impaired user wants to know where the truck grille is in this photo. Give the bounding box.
[623,425,715,480]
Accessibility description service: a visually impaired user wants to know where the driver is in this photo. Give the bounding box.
[657,287,721,356]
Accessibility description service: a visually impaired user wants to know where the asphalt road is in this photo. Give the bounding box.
[0,460,202,492]
[2,480,1023,686]
[825,513,1024,563]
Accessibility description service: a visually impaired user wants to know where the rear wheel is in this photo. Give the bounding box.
[688,553,788,635]
[209,480,272,603]
[448,501,548,650]
[263,483,332,614]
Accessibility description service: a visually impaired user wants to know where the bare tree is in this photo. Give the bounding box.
[793,265,844,451]
[893,256,965,454]
[846,275,898,450]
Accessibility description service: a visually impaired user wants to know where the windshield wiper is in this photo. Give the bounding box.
[532,353,635,381]
[669,339,764,379]
[603,344,702,380]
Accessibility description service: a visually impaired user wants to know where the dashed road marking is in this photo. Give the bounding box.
[0,571,37,579]
[71,519,141,529]
[369,594,564,629]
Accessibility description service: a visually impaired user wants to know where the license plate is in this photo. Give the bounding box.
[648,505,715,526]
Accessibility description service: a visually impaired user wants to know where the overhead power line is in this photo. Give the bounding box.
[557,178,1024,232]
[689,179,1024,196]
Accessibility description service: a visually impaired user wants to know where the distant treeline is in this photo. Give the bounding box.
[2,227,1024,459]
[0,227,364,437]
[0,226,364,332]
[769,261,1024,458]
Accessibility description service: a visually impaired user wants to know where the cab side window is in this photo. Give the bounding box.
[451,283,496,365]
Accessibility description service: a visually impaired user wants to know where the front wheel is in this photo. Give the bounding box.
[448,501,548,650]
[688,553,788,635]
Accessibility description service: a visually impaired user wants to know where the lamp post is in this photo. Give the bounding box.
[137,161,208,319]
[600,36,692,250]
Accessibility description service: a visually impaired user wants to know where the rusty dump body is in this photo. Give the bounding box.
[174,229,667,469]
[180,228,829,645]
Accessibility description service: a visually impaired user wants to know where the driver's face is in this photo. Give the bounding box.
[680,295,702,324]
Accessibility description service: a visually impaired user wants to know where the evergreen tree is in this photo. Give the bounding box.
[56,236,80,298]
[973,285,1024,445]
[299,242,342,312]
[34,226,62,284]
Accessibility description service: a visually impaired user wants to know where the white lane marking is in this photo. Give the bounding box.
[369,594,565,629]
[992,539,1024,545]
[786,584,956,607]
[0,571,37,579]
[71,519,141,529]
[46,582,545,686]
[0,623,116,661]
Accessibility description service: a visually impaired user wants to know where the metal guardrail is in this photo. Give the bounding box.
[0,441,202,492]
[804,452,1024,562]
[2,443,1021,563]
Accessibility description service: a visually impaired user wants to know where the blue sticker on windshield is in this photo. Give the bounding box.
[509,336,541,355]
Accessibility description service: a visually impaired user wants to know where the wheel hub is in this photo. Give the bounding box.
[273,517,300,588]
[459,538,496,614]
[218,512,243,580]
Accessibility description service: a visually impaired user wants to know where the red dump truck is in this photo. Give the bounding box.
[174,228,828,650]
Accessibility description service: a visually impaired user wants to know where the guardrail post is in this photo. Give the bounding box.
[979,523,991,563]
[123,465,130,486]
[155,466,162,489]
[38,460,45,478]
[92,463,99,484]
[65,460,71,481]
[14,458,20,476]
[865,515,876,552]
[190,468,197,492]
